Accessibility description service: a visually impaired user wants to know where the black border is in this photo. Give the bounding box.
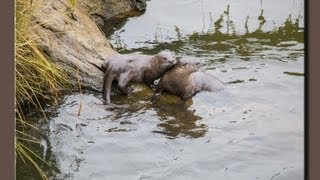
[0,0,14,179]
[308,0,320,179]
[305,0,309,179]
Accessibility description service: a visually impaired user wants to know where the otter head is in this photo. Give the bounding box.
[101,61,109,72]
[176,57,205,68]
[153,50,177,72]
[144,50,177,83]
[157,50,176,63]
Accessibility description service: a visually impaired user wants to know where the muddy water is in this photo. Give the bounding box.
[18,0,304,179]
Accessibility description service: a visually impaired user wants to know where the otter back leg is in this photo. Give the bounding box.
[103,72,114,104]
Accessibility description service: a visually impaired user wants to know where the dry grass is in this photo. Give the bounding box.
[16,0,71,179]
[16,0,70,115]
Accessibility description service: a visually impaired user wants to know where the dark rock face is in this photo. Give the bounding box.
[155,61,224,99]
[128,0,148,11]
[102,50,177,103]
[78,0,147,27]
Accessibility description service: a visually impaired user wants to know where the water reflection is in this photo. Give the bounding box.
[109,5,303,60]
[103,10,146,37]
[16,113,61,180]
[151,97,207,139]
[108,87,208,139]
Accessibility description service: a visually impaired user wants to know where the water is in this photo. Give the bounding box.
[17,0,304,179]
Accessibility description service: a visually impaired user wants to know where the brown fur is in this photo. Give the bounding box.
[155,62,224,99]
[102,50,177,103]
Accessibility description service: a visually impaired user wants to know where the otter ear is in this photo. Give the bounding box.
[101,62,108,71]
[154,54,163,60]
[156,53,166,60]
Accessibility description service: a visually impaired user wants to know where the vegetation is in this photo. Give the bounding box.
[16,0,70,179]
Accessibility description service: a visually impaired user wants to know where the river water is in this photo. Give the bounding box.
[17,0,304,179]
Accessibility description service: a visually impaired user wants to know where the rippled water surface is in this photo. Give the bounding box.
[18,0,304,179]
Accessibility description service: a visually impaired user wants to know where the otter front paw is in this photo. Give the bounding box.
[127,86,134,95]
[151,93,161,101]
[150,84,157,91]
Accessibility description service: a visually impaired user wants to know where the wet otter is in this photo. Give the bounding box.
[155,62,224,99]
[102,50,177,103]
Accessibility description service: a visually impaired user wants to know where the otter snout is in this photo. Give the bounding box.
[168,58,177,66]
[157,50,176,64]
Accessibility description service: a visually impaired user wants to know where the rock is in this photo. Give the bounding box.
[77,0,147,27]
[30,0,144,92]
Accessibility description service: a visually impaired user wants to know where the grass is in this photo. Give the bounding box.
[16,0,71,179]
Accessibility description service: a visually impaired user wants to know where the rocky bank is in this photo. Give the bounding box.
[30,0,146,92]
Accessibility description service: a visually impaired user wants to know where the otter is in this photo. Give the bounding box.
[154,61,224,99]
[102,50,177,104]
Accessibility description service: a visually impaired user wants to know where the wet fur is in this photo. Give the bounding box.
[103,50,176,103]
[155,62,224,99]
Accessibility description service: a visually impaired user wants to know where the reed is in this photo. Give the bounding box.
[16,0,71,179]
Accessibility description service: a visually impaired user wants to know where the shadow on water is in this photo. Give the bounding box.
[103,10,146,37]
[107,85,207,139]
[16,111,62,180]
[151,96,207,139]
